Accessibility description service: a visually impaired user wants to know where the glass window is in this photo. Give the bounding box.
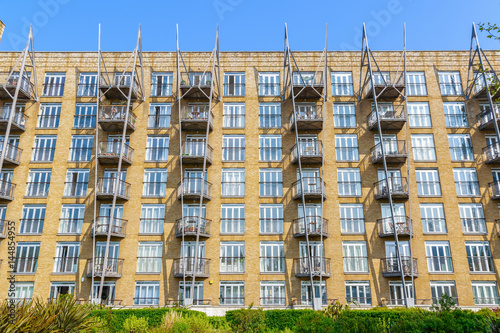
[259,168,283,197]
[220,242,245,273]
[43,73,65,96]
[426,241,453,273]
[15,282,34,300]
[466,241,494,273]
[151,73,173,96]
[15,242,40,274]
[260,242,284,273]
[438,71,462,96]
[259,103,281,128]
[69,135,93,162]
[411,134,436,161]
[331,72,353,96]
[224,73,245,96]
[26,169,51,197]
[459,203,486,234]
[260,135,282,162]
[77,73,97,97]
[420,204,447,234]
[406,71,427,95]
[221,204,245,234]
[74,103,96,129]
[221,169,245,197]
[38,103,61,128]
[448,134,473,161]
[143,169,167,198]
[146,136,169,162]
[32,135,56,162]
[59,204,84,234]
[408,102,431,128]
[53,242,80,273]
[430,281,457,305]
[260,204,283,235]
[179,281,204,305]
[338,168,361,197]
[140,204,164,234]
[222,135,245,162]
[472,281,500,305]
[260,281,286,305]
[137,242,162,273]
[340,204,365,234]
[49,282,75,300]
[335,134,358,161]
[223,103,245,128]
[64,169,89,197]
[415,169,441,196]
[219,281,244,305]
[19,205,45,234]
[342,241,368,273]
[301,281,327,305]
[345,281,371,305]
[453,168,479,197]
[333,103,356,128]
[258,72,280,96]
[134,281,160,305]
[148,104,171,128]
[444,102,468,128]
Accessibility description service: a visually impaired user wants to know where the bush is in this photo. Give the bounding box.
[294,311,338,333]
[123,315,149,333]
[263,310,314,331]
[226,306,266,333]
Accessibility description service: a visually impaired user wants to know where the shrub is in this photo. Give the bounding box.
[123,315,149,333]
[263,309,314,331]
[294,311,338,333]
[226,306,266,333]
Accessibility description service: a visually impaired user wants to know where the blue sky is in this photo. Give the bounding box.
[0,0,499,52]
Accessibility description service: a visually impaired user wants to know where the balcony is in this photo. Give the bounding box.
[381,257,418,277]
[365,71,405,99]
[373,177,409,200]
[292,177,326,200]
[292,216,328,238]
[290,104,323,130]
[86,258,124,278]
[0,179,15,201]
[367,104,406,131]
[477,106,500,130]
[180,105,213,131]
[292,72,324,99]
[175,216,211,238]
[474,72,500,100]
[0,143,22,166]
[483,143,500,164]
[173,258,210,278]
[93,216,127,238]
[96,178,130,200]
[97,141,134,166]
[490,181,500,199]
[177,178,212,200]
[370,140,407,164]
[292,299,337,307]
[0,106,28,131]
[98,106,137,132]
[0,72,35,100]
[382,299,432,307]
[181,141,213,165]
[291,139,323,165]
[99,73,141,100]
[165,299,211,306]
[294,257,331,278]
[378,216,412,237]
[180,72,213,99]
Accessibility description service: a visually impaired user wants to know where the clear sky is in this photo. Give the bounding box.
[0,0,499,52]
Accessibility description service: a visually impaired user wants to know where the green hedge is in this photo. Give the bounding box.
[90,308,203,332]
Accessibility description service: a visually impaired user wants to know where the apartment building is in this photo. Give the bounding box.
[0,25,500,310]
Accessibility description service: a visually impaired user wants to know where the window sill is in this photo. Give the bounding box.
[463,232,488,236]
[428,272,454,275]
[220,272,245,275]
[344,272,369,275]
[23,196,48,199]
[417,195,442,198]
[423,232,448,235]
[51,272,77,275]
[72,127,95,130]
[36,127,59,130]
[30,161,53,164]
[147,127,170,130]
[469,271,496,275]
[260,272,285,275]
[142,196,166,199]
[145,160,169,163]
[221,233,245,236]
[18,233,42,236]
[62,196,87,199]
[11,272,36,275]
[138,233,164,236]
[56,233,82,236]
[136,272,161,275]
[259,233,284,236]
[341,232,366,236]
[414,160,437,163]
[68,160,92,163]
[221,196,245,198]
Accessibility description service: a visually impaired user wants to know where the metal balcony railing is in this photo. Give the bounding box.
[294,257,331,277]
[97,141,134,164]
[180,72,212,88]
[93,216,127,237]
[293,299,337,307]
[25,182,50,198]
[377,216,412,237]
[180,105,214,130]
[370,140,407,164]
[63,182,88,197]
[373,177,409,199]
[0,106,28,130]
[483,143,500,164]
[181,141,213,164]
[98,105,137,130]
[290,104,323,130]
[260,297,286,306]
[367,104,406,130]
[292,72,324,86]
[0,179,15,200]
[490,181,500,199]
[53,257,78,273]
[177,178,212,200]
[365,71,405,98]
[13,257,38,274]
[467,256,494,273]
[291,139,323,164]
[86,257,123,277]
[100,73,140,93]
[477,105,500,129]
[0,72,35,100]
[293,216,329,238]
[381,257,418,277]
[292,177,326,199]
[260,257,285,273]
[1,142,22,165]
[166,299,211,306]
[173,258,210,277]
[219,297,244,306]
[42,83,65,97]
[96,178,130,200]
[220,257,245,273]
[175,216,211,238]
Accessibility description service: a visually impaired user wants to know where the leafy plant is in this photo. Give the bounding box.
[122,314,149,333]
[431,294,457,313]
[323,300,355,320]
[226,304,266,333]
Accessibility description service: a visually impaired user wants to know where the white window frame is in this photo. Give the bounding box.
[453,168,480,197]
[466,241,494,273]
[335,134,358,161]
[459,203,487,234]
[258,72,280,96]
[333,103,356,128]
[415,169,441,196]
[69,135,93,162]
[340,204,365,234]
[260,241,285,273]
[53,242,80,273]
[260,204,283,234]
[220,242,245,273]
[259,168,283,197]
[439,71,462,96]
[407,102,431,128]
[137,242,162,274]
[337,168,362,197]
[151,73,173,97]
[43,73,65,96]
[406,71,427,96]
[224,72,245,96]
[260,281,286,306]
[411,134,436,162]
[472,281,500,305]
[221,204,245,234]
[342,241,368,273]
[134,281,160,305]
[77,73,97,97]
[140,204,164,235]
[59,204,84,234]
[259,135,282,162]
[426,241,453,273]
[146,135,169,162]
[142,169,167,198]
[420,203,447,234]
[219,281,245,305]
[259,103,281,128]
[26,169,51,197]
[430,281,457,304]
[222,135,245,162]
[32,135,56,162]
[331,72,353,96]
[37,103,61,128]
[223,103,245,128]
[19,205,45,234]
[74,103,96,129]
[443,102,468,128]
[63,169,89,198]
[448,134,473,162]
[345,281,371,305]
[148,103,171,128]
[221,168,245,197]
